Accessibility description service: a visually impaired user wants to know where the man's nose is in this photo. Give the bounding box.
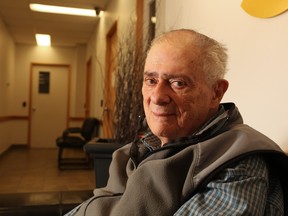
[150,82,171,105]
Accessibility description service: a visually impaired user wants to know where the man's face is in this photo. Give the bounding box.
[142,42,220,145]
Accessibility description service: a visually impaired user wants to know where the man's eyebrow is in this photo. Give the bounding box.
[143,71,175,79]
[144,71,158,77]
[144,71,190,80]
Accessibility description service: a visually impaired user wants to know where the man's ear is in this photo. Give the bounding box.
[212,79,229,104]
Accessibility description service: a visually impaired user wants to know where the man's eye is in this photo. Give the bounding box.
[171,80,186,88]
[144,78,157,86]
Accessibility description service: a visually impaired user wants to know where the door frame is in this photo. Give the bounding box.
[85,58,92,118]
[28,63,71,147]
[103,21,118,138]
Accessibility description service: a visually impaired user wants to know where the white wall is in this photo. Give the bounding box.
[0,18,15,116]
[86,0,137,129]
[0,17,16,153]
[158,0,288,150]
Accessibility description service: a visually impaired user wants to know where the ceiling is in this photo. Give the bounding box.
[0,0,110,47]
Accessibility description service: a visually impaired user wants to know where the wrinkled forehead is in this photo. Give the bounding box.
[145,38,201,68]
[148,31,201,57]
[152,30,199,49]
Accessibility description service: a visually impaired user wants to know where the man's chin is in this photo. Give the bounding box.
[150,126,176,138]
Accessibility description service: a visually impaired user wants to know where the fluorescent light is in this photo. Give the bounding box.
[30,3,96,17]
[36,34,51,46]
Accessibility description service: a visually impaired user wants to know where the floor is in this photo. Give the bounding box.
[0,146,96,194]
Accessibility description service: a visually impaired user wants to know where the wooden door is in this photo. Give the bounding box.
[103,23,117,138]
[85,58,92,118]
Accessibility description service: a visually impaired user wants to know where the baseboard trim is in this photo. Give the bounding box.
[0,144,28,157]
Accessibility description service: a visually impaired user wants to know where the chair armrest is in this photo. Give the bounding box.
[62,127,82,137]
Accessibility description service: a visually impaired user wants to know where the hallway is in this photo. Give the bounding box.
[0,146,95,194]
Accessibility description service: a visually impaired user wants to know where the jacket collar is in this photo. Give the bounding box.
[141,103,241,148]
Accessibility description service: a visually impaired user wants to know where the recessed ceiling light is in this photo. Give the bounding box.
[30,3,97,17]
[35,34,51,46]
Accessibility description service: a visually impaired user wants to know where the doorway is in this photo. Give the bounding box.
[103,22,118,138]
[29,64,70,148]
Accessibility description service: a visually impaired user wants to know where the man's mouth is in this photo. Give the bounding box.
[152,111,174,117]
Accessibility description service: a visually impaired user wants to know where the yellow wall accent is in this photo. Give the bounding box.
[241,0,288,18]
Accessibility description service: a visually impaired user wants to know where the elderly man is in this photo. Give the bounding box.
[66,29,288,216]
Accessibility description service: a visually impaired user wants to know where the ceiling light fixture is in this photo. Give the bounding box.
[30,3,97,17]
[36,34,51,46]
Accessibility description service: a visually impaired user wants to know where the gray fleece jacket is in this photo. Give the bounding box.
[74,103,288,216]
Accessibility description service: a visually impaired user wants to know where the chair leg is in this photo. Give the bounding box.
[58,147,63,169]
[57,147,93,170]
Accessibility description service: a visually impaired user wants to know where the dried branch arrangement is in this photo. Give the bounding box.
[113,29,147,145]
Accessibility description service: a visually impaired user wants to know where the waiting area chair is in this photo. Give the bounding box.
[56,118,99,170]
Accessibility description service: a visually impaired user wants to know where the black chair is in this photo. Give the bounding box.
[56,118,99,170]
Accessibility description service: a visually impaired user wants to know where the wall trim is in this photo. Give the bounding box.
[0,116,29,122]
